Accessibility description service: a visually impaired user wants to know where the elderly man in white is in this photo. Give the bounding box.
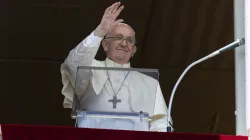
[60,2,170,132]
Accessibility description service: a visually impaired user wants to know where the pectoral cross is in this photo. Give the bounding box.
[108,96,121,108]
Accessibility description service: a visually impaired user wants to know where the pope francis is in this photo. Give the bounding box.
[60,2,170,132]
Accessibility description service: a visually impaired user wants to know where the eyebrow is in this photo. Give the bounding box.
[116,34,133,39]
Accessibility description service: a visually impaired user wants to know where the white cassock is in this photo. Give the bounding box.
[60,31,170,132]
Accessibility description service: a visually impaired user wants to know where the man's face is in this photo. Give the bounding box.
[102,24,137,64]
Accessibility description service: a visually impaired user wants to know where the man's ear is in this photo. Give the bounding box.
[132,46,137,56]
[102,39,108,52]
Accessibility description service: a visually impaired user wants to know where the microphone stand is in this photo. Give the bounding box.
[166,38,245,132]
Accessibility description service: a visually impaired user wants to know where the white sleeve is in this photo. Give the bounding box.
[149,83,171,132]
[60,31,103,108]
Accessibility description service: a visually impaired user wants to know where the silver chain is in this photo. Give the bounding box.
[104,60,130,97]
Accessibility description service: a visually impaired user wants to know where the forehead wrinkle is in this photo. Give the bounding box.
[109,24,135,37]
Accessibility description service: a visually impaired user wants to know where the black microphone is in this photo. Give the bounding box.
[166,38,245,132]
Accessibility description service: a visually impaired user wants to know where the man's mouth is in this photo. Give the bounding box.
[116,48,129,52]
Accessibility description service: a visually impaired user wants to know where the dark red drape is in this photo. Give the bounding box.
[1,124,248,140]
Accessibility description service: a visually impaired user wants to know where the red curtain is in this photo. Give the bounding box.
[1,124,248,140]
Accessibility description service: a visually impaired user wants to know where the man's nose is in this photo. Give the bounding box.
[120,39,128,46]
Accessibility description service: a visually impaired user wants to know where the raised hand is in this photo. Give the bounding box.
[94,2,124,37]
